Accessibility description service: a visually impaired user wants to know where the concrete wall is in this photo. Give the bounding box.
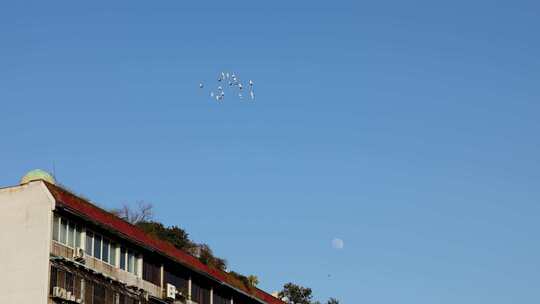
[0,181,55,304]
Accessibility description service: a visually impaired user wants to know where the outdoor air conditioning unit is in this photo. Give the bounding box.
[73,247,85,262]
[52,286,61,298]
[166,283,177,299]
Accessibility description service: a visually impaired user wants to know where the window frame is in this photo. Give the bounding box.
[52,215,82,249]
[86,229,116,266]
[119,246,139,275]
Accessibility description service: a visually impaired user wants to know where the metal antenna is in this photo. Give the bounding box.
[52,161,57,180]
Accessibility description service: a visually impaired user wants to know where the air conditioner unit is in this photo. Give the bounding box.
[59,288,67,299]
[73,247,85,262]
[166,283,177,299]
[52,286,61,298]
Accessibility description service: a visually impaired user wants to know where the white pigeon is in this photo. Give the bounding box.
[249,80,254,86]
[210,91,215,97]
[199,82,204,88]
[238,83,243,90]
[218,86,223,91]
[250,90,255,100]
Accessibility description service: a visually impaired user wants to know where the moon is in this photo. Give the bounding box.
[332,238,344,250]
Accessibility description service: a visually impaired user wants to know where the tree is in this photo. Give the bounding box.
[197,243,228,271]
[136,221,194,251]
[278,283,313,304]
[247,275,259,286]
[110,202,254,285]
[111,201,153,224]
[327,298,339,304]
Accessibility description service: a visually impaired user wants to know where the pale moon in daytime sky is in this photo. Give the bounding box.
[332,238,344,250]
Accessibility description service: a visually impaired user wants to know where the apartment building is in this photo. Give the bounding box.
[0,170,285,304]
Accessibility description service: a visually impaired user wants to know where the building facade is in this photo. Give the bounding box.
[0,176,284,304]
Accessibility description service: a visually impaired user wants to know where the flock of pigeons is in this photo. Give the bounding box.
[199,71,255,102]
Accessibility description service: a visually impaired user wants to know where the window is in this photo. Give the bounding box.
[127,251,135,274]
[85,231,116,265]
[52,215,59,241]
[85,280,93,304]
[75,225,81,247]
[93,283,106,304]
[66,272,74,294]
[49,266,57,295]
[119,247,139,275]
[86,232,94,256]
[143,257,161,286]
[94,234,102,259]
[120,247,126,270]
[68,224,75,247]
[214,292,230,304]
[110,243,117,266]
[103,239,110,264]
[52,215,82,248]
[192,278,211,304]
[119,294,139,304]
[52,215,141,273]
[164,266,189,293]
[60,218,68,243]
[49,266,82,300]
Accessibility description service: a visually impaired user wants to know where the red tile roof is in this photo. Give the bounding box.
[44,182,284,304]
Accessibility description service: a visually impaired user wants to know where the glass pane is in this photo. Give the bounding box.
[103,239,110,264]
[120,247,126,270]
[85,232,93,256]
[68,223,75,247]
[93,283,105,304]
[128,251,134,273]
[60,218,68,244]
[75,225,81,248]
[110,244,117,267]
[52,215,59,241]
[94,235,102,259]
[66,272,74,293]
[50,267,58,294]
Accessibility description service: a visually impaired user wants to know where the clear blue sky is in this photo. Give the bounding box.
[1,1,539,303]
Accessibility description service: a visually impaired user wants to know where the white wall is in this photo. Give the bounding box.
[0,181,55,304]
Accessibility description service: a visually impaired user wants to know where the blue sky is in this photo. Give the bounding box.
[1,1,539,303]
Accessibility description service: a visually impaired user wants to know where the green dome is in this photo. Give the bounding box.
[20,169,56,185]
